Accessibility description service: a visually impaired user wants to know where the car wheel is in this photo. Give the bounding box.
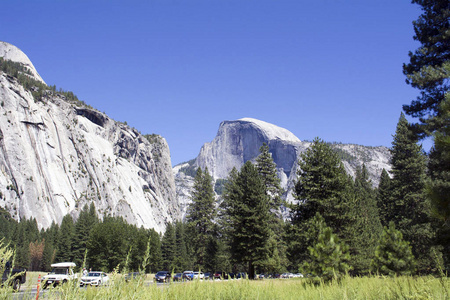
[43,283,48,290]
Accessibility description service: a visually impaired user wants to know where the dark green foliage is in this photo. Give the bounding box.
[221,161,271,279]
[161,222,176,271]
[288,138,354,271]
[371,222,416,276]
[390,113,436,274]
[428,96,450,226]
[186,167,216,271]
[302,214,351,282]
[350,165,383,275]
[87,216,136,271]
[402,0,450,137]
[147,229,163,273]
[72,203,98,266]
[291,138,353,231]
[377,168,393,227]
[255,143,287,273]
[173,221,190,272]
[55,214,75,263]
[214,178,228,195]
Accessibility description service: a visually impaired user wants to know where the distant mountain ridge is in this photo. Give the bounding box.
[174,118,391,216]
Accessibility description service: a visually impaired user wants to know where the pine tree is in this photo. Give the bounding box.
[371,222,416,276]
[403,0,450,137]
[55,214,75,263]
[377,168,393,226]
[288,138,354,269]
[302,214,351,282]
[390,113,436,273]
[221,161,271,279]
[351,165,383,275]
[186,167,216,270]
[72,203,98,266]
[173,221,189,272]
[161,222,176,271]
[255,143,287,273]
[148,229,162,273]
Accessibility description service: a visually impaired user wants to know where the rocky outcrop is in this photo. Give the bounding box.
[174,118,391,217]
[0,42,179,232]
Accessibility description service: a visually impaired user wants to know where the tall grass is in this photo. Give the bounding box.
[17,274,448,300]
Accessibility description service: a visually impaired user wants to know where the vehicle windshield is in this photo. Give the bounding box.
[51,268,68,275]
[88,272,101,277]
[156,272,167,276]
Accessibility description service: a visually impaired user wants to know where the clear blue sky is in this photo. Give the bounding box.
[1,0,423,166]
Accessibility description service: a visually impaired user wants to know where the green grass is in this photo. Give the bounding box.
[13,273,450,300]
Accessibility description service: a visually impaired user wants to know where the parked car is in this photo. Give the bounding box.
[125,272,147,282]
[203,272,213,280]
[193,271,204,280]
[43,262,77,289]
[236,272,246,279]
[1,261,26,291]
[213,271,228,280]
[173,273,183,282]
[182,271,194,281]
[80,271,109,287]
[154,271,171,283]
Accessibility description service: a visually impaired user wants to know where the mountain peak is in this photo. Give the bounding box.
[0,41,45,84]
[237,118,301,143]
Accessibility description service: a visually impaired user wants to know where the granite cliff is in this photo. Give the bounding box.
[0,42,179,232]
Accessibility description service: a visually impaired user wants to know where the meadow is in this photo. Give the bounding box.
[9,272,450,300]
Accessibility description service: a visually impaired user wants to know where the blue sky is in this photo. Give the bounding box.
[1,1,423,166]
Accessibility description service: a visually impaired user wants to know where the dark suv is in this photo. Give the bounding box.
[154,271,171,283]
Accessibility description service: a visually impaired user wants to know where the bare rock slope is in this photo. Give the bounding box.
[0,42,179,231]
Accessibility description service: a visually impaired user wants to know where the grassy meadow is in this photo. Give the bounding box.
[10,272,450,300]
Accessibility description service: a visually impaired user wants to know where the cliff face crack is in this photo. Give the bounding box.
[0,128,21,200]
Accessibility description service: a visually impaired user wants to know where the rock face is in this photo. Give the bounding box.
[0,42,179,232]
[174,118,391,216]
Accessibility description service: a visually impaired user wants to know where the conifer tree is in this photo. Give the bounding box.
[186,167,216,270]
[390,113,436,273]
[221,161,271,279]
[55,214,75,263]
[173,221,190,272]
[73,203,98,266]
[288,138,354,269]
[161,222,176,271]
[302,214,351,282]
[350,165,383,274]
[255,143,287,273]
[148,229,163,273]
[377,168,393,226]
[371,222,416,276]
[403,0,450,137]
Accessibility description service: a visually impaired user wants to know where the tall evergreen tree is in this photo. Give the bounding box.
[173,221,190,272]
[73,203,98,266]
[390,113,436,273]
[255,143,287,273]
[221,161,271,279]
[55,214,75,263]
[161,222,176,271]
[403,0,450,137]
[186,167,216,270]
[377,168,393,226]
[351,164,383,274]
[288,138,354,269]
[148,229,163,273]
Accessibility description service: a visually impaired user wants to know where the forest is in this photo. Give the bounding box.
[0,0,449,282]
